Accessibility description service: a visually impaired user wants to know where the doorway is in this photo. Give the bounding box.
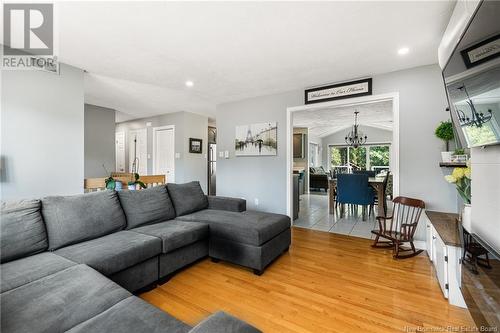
[153,126,175,182]
[128,128,148,175]
[286,92,400,238]
[115,131,126,173]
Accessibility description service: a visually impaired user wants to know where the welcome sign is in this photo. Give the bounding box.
[305,78,372,104]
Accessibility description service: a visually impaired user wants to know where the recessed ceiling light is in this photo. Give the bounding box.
[185,80,194,87]
[398,47,409,55]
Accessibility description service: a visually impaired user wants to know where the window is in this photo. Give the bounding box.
[348,147,367,170]
[369,146,390,171]
[309,143,319,167]
[330,147,348,166]
[329,144,390,171]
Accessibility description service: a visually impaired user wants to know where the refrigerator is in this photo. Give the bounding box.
[208,143,216,195]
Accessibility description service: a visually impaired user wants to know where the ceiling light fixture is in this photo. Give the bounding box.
[185,80,194,87]
[345,111,367,148]
[398,47,409,55]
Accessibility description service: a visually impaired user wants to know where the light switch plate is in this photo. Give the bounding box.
[224,151,229,159]
[175,153,180,159]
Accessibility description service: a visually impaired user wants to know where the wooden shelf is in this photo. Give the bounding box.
[439,162,467,168]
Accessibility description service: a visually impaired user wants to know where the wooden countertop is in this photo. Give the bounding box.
[425,211,461,247]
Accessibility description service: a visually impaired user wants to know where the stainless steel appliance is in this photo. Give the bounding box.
[208,127,217,195]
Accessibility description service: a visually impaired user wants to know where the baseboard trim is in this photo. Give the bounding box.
[413,240,426,250]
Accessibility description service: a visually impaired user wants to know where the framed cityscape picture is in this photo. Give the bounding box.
[235,122,277,156]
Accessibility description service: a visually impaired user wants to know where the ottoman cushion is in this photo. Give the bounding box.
[176,210,290,246]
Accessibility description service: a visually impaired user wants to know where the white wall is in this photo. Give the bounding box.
[216,64,458,240]
[470,146,500,252]
[1,64,84,200]
[115,111,209,192]
[216,91,302,213]
[372,65,458,215]
[84,104,116,178]
[321,125,392,169]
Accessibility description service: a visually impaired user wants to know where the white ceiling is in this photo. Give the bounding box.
[293,100,393,138]
[57,1,454,121]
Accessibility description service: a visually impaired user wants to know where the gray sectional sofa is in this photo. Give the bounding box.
[0,181,291,332]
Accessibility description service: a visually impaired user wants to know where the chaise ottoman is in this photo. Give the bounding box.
[176,210,291,275]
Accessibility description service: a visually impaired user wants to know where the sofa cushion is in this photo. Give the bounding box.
[42,190,126,250]
[189,311,261,333]
[132,220,209,253]
[66,296,191,333]
[0,252,75,293]
[55,231,161,276]
[207,196,246,212]
[118,185,176,229]
[0,200,47,263]
[0,264,130,333]
[177,210,291,246]
[167,181,208,216]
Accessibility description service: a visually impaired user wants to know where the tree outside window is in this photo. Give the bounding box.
[349,147,366,169]
[369,146,390,168]
[329,145,390,170]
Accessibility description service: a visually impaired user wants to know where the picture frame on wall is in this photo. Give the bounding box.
[235,122,277,156]
[189,138,202,153]
[304,78,372,104]
[460,34,500,69]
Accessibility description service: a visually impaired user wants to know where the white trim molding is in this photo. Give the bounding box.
[286,92,400,218]
[152,125,175,181]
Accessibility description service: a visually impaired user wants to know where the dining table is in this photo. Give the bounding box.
[328,176,386,217]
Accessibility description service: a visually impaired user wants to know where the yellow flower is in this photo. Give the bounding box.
[464,167,471,179]
[452,168,465,179]
[445,175,457,183]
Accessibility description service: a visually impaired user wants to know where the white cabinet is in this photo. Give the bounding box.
[425,220,433,262]
[433,233,449,299]
[424,214,466,308]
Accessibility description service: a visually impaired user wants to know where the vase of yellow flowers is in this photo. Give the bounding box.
[445,161,472,231]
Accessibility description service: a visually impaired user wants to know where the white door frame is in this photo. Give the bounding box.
[128,128,148,175]
[152,125,175,181]
[115,131,126,172]
[286,92,400,218]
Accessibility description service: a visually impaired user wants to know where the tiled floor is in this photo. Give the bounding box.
[293,192,378,239]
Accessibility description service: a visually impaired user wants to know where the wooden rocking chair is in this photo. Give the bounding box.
[371,196,425,259]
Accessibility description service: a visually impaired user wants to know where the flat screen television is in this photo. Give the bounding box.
[443,2,500,330]
[442,0,500,148]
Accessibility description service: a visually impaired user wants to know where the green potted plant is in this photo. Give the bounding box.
[435,121,454,162]
[452,148,468,163]
[104,175,116,190]
[127,173,146,191]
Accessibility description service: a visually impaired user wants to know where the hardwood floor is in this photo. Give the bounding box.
[140,227,474,332]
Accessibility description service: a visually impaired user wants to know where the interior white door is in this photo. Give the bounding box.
[129,128,148,175]
[115,132,126,173]
[153,127,175,182]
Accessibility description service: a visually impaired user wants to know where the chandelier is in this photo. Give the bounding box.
[345,111,367,148]
[456,85,492,128]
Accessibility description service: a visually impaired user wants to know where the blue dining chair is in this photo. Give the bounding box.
[336,174,375,221]
[353,170,377,178]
